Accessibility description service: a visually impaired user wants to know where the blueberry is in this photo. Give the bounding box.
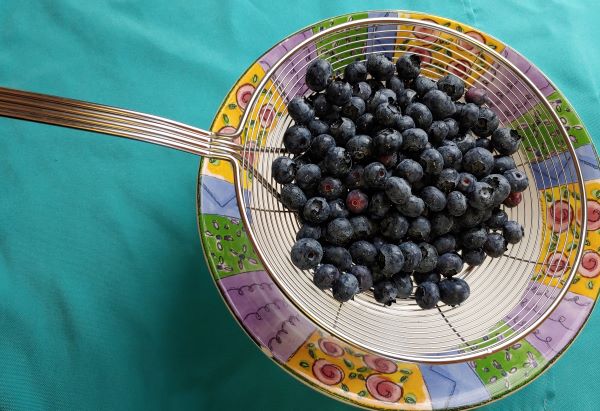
[317,177,344,200]
[437,74,465,101]
[433,234,457,255]
[326,80,353,106]
[296,223,322,240]
[503,220,524,244]
[462,147,494,177]
[367,88,396,112]
[503,191,523,208]
[427,120,449,145]
[377,243,405,276]
[405,102,433,130]
[329,117,356,144]
[332,272,360,302]
[325,218,354,245]
[348,265,372,292]
[291,238,323,269]
[408,216,431,241]
[415,281,441,309]
[349,240,378,266]
[398,242,422,272]
[368,191,392,220]
[302,197,331,224]
[439,278,470,305]
[465,87,488,106]
[353,81,372,101]
[346,134,373,162]
[308,119,330,136]
[413,272,441,285]
[468,181,495,210]
[385,176,411,205]
[392,274,413,298]
[306,59,333,91]
[396,53,421,80]
[481,174,511,205]
[280,184,307,211]
[430,213,454,237]
[385,75,404,95]
[458,103,480,130]
[457,172,476,193]
[419,148,444,175]
[444,118,460,138]
[367,53,395,80]
[295,164,321,190]
[401,128,428,153]
[374,280,398,305]
[396,195,425,218]
[324,147,352,177]
[483,232,507,257]
[355,115,375,136]
[413,75,437,97]
[459,206,488,229]
[350,215,376,239]
[472,107,500,137]
[341,96,366,121]
[363,162,389,189]
[367,78,384,93]
[345,189,368,214]
[310,93,330,117]
[475,137,492,151]
[397,88,418,110]
[463,248,486,266]
[323,245,352,271]
[503,169,529,192]
[313,264,340,290]
[328,198,349,219]
[416,242,438,273]
[373,128,402,154]
[436,168,459,193]
[461,227,488,249]
[492,128,522,155]
[378,152,400,169]
[380,212,409,242]
[309,134,336,161]
[422,89,456,120]
[486,209,508,230]
[419,186,447,212]
[437,253,464,277]
[283,125,312,154]
[493,155,516,174]
[452,133,477,154]
[395,159,423,183]
[272,156,297,184]
[374,103,401,128]
[436,145,462,171]
[288,97,315,125]
[446,191,468,216]
[344,60,368,84]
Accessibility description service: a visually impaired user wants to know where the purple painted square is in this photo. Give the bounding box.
[505,282,594,360]
[531,144,600,190]
[366,11,399,58]
[219,271,315,362]
[502,47,555,97]
[259,29,316,102]
[421,363,490,410]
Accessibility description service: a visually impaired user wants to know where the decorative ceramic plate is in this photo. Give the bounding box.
[197,11,599,410]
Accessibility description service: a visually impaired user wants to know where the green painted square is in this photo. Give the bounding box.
[511,90,591,162]
[199,214,263,279]
[471,338,546,398]
[311,13,369,71]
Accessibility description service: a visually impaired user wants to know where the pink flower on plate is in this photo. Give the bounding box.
[236,84,255,110]
[543,252,569,277]
[312,359,344,386]
[579,251,600,278]
[365,375,403,402]
[576,200,600,231]
[413,19,438,42]
[258,104,276,128]
[448,59,471,79]
[458,31,486,51]
[362,355,398,374]
[318,338,344,357]
[547,200,573,233]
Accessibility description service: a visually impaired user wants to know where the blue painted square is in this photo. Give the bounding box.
[531,144,600,190]
[200,176,240,217]
[420,363,490,410]
[366,11,399,59]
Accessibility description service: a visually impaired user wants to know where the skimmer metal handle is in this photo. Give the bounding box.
[0,87,239,159]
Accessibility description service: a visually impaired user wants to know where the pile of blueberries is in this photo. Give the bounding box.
[272,53,527,309]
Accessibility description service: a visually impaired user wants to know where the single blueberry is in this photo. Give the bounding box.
[373,280,398,305]
[481,174,511,205]
[355,112,376,134]
[465,87,489,106]
[396,53,421,80]
[367,88,397,112]
[415,281,441,309]
[395,159,424,184]
[483,232,507,257]
[472,107,500,137]
[308,134,335,161]
[457,172,477,194]
[310,93,330,117]
[344,60,368,84]
[324,147,352,177]
[416,242,439,273]
[332,272,360,302]
[444,118,460,138]
[419,186,447,212]
[326,218,354,245]
[329,117,356,144]
[349,215,376,239]
[401,128,428,153]
[392,274,413,298]
[349,265,374,292]
[422,89,456,120]
[374,102,401,128]
[366,53,395,80]
[462,248,486,266]
[377,243,405,276]
[305,59,333,91]
[308,119,330,136]
[380,212,409,242]
[396,195,425,218]
[413,75,438,98]
[368,191,392,220]
[430,213,454,237]
[427,120,449,145]
[288,96,315,124]
[341,96,367,121]
[346,189,369,214]
[349,240,378,266]
[408,216,431,241]
[438,278,470,305]
[291,238,323,269]
[493,155,517,174]
[280,184,307,211]
[475,137,492,151]
[462,147,494,177]
[318,176,345,200]
[296,224,322,240]
[386,75,405,96]
[503,220,524,244]
[486,208,508,230]
[328,198,349,219]
[413,271,441,285]
[438,144,463,169]
[373,128,402,155]
[503,169,529,193]
[352,81,372,101]
[385,176,412,205]
[468,181,495,210]
[346,134,373,162]
[313,264,340,290]
[272,156,297,184]
[405,102,433,130]
[344,165,365,189]
[492,128,522,155]
[395,115,416,132]
[437,74,465,101]
[461,227,488,249]
[302,197,331,224]
[433,234,457,255]
[446,191,468,216]
[396,88,418,110]
[436,168,460,193]
[398,242,423,272]
[419,148,444,175]
[283,125,312,154]
[437,253,464,277]
[295,163,322,190]
[363,162,389,190]
[458,103,480,130]
[322,245,352,271]
[326,80,353,106]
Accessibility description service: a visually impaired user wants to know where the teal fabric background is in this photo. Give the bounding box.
[1,1,598,410]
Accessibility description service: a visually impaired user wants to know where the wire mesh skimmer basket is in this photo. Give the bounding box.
[0,18,586,363]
